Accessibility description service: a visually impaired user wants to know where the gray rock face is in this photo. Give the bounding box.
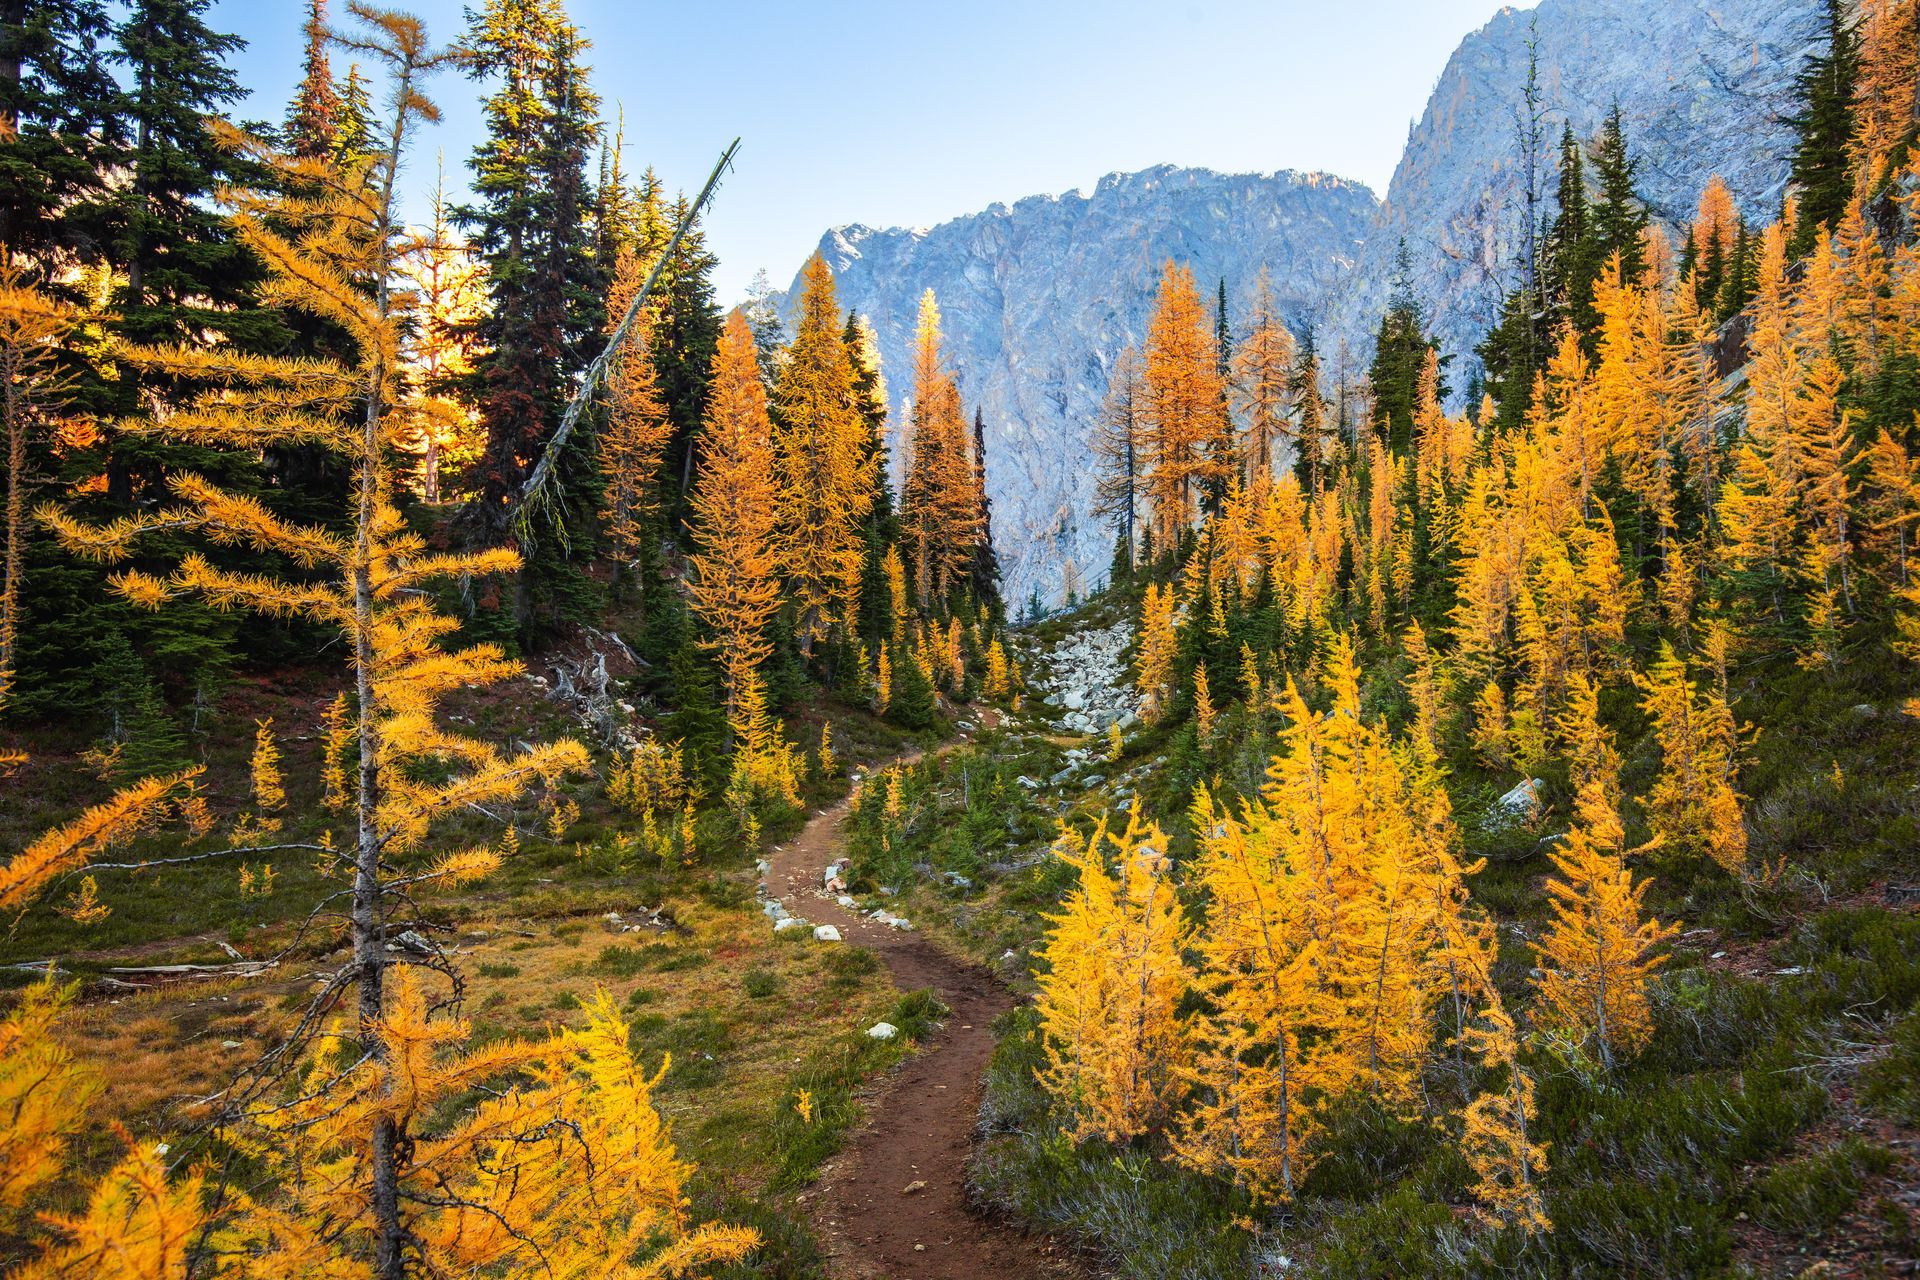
[1320,0,1817,389]
[783,0,1815,607]
[789,167,1378,609]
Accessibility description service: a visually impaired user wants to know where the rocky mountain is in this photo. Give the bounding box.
[786,0,1820,607]
[1320,0,1819,388]
[786,167,1380,611]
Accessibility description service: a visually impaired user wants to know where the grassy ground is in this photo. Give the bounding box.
[0,647,954,1275]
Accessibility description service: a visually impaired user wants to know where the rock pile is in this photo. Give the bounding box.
[1022,621,1138,735]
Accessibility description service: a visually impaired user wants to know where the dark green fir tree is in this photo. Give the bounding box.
[1369,243,1437,456]
[1787,0,1860,256]
[459,0,608,643]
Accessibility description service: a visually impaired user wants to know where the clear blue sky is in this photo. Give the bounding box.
[212,0,1523,300]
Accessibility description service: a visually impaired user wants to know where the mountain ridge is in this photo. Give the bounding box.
[783,0,1820,607]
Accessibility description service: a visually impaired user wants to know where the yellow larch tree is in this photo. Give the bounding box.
[773,254,873,649]
[1172,785,1319,1202]
[0,978,101,1215]
[223,973,758,1279]
[1531,790,1676,1069]
[687,311,781,737]
[396,165,484,504]
[900,289,981,604]
[1169,638,1500,1204]
[598,252,674,574]
[984,636,1013,700]
[1193,662,1216,741]
[1852,0,1920,185]
[1459,992,1550,1235]
[1634,642,1748,875]
[882,542,909,643]
[1230,268,1295,486]
[1403,620,1441,757]
[19,16,625,1274]
[1143,261,1225,544]
[1033,807,1191,1143]
[1135,580,1179,722]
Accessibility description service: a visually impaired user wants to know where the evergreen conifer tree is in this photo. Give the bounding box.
[1545,124,1601,340]
[1590,105,1649,286]
[1370,244,1440,456]
[1788,0,1862,256]
[459,0,607,639]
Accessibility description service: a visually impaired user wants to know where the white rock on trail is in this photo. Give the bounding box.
[866,1022,898,1041]
[813,924,843,943]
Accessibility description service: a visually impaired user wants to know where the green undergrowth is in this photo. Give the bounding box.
[942,598,1920,1277]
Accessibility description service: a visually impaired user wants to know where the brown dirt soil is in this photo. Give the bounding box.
[765,735,1087,1280]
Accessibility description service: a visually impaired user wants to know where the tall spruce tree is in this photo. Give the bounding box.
[1544,123,1601,341]
[284,0,341,157]
[846,312,899,648]
[1590,104,1649,284]
[1370,243,1439,455]
[1788,0,1861,256]
[459,0,606,640]
[55,0,288,713]
[0,0,122,282]
[969,406,1002,613]
[654,191,722,513]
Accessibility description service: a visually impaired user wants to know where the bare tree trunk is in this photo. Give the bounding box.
[355,51,423,1280]
[1,343,22,712]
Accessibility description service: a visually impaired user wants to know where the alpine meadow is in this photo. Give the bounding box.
[4,1,1920,1277]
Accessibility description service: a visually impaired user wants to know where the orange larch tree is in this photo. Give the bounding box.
[1143,261,1225,545]
[1231,267,1295,487]
[597,249,674,575]
[900,289,981,604]
[687,311,781,737]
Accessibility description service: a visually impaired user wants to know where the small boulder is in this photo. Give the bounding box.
[1496,778,1545,818]
[866,1021,898,1040]
[773,917,810,933]
[812,924,843,942]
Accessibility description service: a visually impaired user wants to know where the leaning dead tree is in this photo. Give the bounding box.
[510,136,741,549]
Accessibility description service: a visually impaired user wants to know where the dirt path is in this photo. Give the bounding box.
[764,736,1085,1280]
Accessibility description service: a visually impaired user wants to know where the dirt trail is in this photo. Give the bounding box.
[764,735,1085,1280]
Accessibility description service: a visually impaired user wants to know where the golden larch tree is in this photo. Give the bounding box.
[900,289,981,603]
[1135,580,1179,722]
[773,254,872,649]
[687,311,781,736]
[1531,787,1676,1069]
[23,15,619,1273]
[396,165,485,503]
[1459,992,1550,1234]
[1033,807,1191,1143]
[1634,642,1747,875]
[1231,268,1296,487]
[1143,261,1225,544]
[598,251,674,572]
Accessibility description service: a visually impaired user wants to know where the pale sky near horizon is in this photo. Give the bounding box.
[211,0,1526,300]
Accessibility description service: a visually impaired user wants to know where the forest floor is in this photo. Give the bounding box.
[763,718,1089,1280]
